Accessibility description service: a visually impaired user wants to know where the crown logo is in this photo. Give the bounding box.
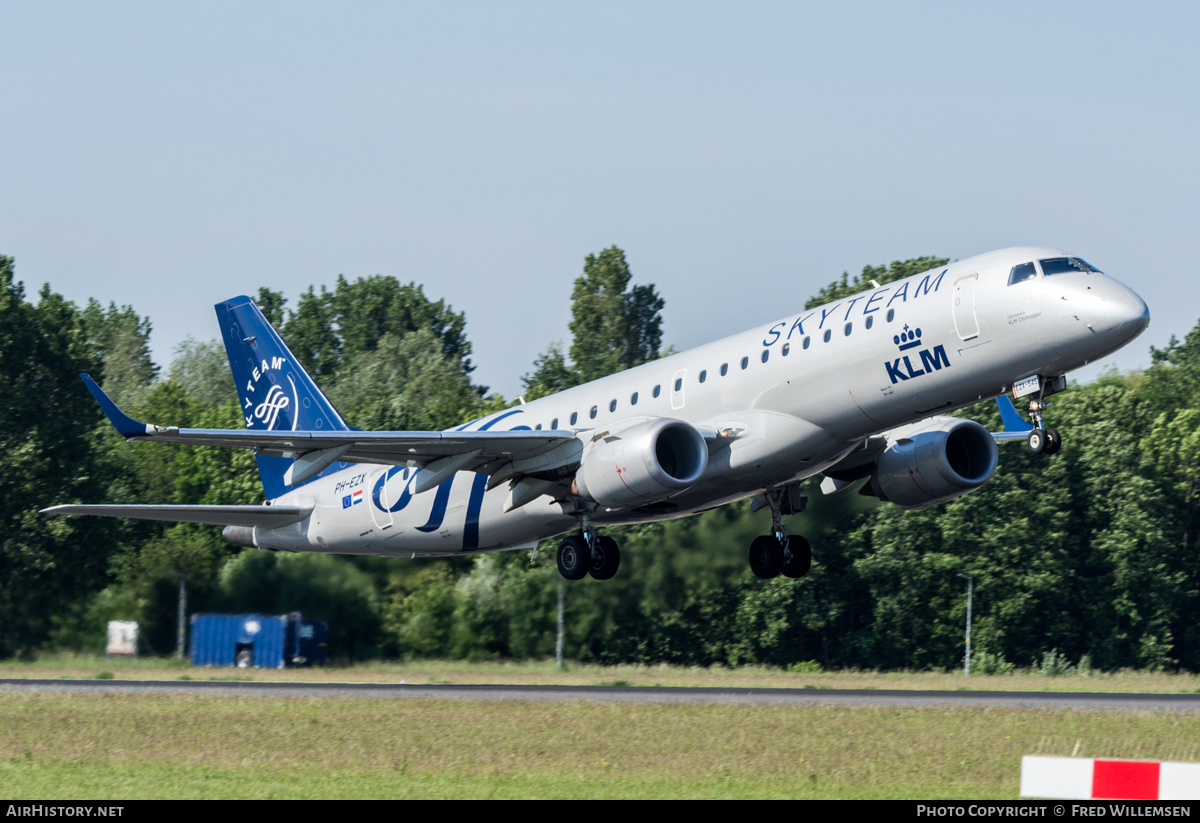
[893,325,922,351]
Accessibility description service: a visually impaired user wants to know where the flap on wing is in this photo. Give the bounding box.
[41,504,312,527]
[821,436,885,483]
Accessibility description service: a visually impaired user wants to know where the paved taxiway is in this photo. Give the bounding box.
[3,679,1200,711]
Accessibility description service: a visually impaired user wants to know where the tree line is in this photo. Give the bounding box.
[2,249,1197,672]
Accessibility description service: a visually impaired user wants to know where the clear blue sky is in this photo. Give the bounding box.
[3,1,1197,398]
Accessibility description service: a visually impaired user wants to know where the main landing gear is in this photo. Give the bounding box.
[556,515,621,581]
[1024,397,1062,457]
[748,485,812,580]
[749,534,811,579]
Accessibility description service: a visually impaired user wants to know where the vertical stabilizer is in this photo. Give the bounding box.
[216,296,351,499]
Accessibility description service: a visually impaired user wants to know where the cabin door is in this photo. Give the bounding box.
[952,274,980,341]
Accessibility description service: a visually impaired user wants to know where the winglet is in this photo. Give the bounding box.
[81,374,151,438]
[995,395,1033,433]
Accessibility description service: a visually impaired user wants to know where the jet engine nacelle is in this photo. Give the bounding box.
[573,418,708,509]
[867,416,998,509]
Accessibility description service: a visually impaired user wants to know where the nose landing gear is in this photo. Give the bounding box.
[1025,397,1062,456]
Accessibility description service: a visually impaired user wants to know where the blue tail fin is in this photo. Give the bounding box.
[216,296,351,499]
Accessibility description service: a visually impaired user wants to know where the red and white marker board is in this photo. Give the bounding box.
[1021,756,1200,800]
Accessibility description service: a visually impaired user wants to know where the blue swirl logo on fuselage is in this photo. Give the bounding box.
[369,408,530,548]
[372,466,414,513]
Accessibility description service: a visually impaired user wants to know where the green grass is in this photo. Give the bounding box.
[5,652,1199,797]
[3,653,1198,693]
[0,760,928,800]
[2,692,1199,799]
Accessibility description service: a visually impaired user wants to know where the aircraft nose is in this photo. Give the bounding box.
[1105,283,1150,336]
[1089,278,1150,344]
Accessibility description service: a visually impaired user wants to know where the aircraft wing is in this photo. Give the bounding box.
[81,374,578,485]
[41,504,312,527]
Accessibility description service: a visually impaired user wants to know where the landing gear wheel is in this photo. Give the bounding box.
[589,535,621,580]
[749,535,784,579]
[1043,428,1062,456]
[781,535,812,579]
[1026,429,1046,456]
[557,535,590,580]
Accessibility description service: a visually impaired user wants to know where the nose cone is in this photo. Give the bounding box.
[1101,280,1150,342]
[1041,266,1150,372]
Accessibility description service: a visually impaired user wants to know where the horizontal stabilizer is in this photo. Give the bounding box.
[81,374,153,438]
[41,504,312,528]
[77,374,576,474]
[993,395,1034,443]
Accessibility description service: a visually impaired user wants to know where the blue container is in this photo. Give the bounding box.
[190,613,287,668]
[285,615,328,667]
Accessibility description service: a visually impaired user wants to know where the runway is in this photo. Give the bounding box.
[4,678,1200,711]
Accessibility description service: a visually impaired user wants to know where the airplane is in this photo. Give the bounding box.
[44,247,1150,581]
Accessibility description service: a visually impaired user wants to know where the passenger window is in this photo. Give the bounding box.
[535,423,542,430]
[803,336,811,349]
[653,385,661,398]
[720,363,728,376]
[740,356,749,370]
[886,308,895,323]
[630,392,638,406]
[569,412,578,426]
[1008,262,1037,285]
[782,343,790,356]
[866,316,873,330]
[609,399,617,413]
[589,405,598,419]
[674,377,682,391]
[761,350,769,363]
[551,418,558,429]
[698,370,707,384]
[844,322,852,336]
[823,329,832,343]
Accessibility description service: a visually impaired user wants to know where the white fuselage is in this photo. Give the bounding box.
[255,247,1149,557]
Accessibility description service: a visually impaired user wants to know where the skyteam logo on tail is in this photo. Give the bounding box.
[254,383,292,428]
[217,295,351,499]
[885,326,950,384]
[242,359,299,431]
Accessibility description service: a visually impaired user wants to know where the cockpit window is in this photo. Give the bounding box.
[1008,262,1037,285]
[1040,257,1102,276]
